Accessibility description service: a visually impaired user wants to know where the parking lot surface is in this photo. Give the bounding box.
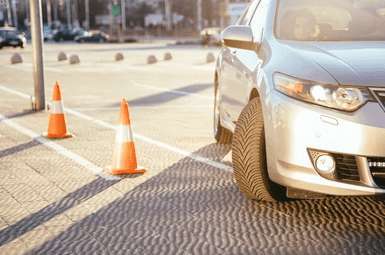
[0,41,385,255]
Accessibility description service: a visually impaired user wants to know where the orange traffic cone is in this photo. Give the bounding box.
[104,98,147,175]
[45,81,72,139]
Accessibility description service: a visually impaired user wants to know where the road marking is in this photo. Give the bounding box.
[0,85,232,172]
[134,83,214,100]
[0,63,64,73]
[0,85,31,99]
[162,62,216,72]
[0,113,120,181]
[22,63,64,73]
[71,104,213,111]
[66,108,233,172]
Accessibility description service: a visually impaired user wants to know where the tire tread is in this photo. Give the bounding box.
[232,98,286,202]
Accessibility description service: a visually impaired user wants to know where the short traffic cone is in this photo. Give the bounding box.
[45,81,72,139]
[104,98,147,175]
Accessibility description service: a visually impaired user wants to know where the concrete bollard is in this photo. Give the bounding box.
[147,55,157,64]
[11,54,23,64]
[115,53,124,61]
[69,54,80,64]
[206,52,216,63]
[58,52,67,61]
[164,52,172,61]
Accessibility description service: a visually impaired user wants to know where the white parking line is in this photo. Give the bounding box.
[65,108,233,172]
[22,63,64,73]
[0,85,31,99]
[1,63,63,73]
[71,104,213,111]
[0,113,120,181]
[0,85,232,172]
[134,83,214,100]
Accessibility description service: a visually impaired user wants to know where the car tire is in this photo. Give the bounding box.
[232,98,287,202]
[214,77,233,145]
[81,39,85,43]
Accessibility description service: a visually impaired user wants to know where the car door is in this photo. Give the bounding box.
[220,0,271,126]
[95,34,102,42]
[219,0,261,127]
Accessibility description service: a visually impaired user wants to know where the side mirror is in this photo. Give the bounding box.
[221,25,259,51]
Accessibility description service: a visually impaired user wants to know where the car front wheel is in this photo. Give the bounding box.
[232,98,287,202]
[214,77,232,145]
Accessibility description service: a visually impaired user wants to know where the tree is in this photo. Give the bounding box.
[173,0,196,20]
[125,2,154,28]
[202,0,213,26]
[171,0,215,28]
[127,2,154,18]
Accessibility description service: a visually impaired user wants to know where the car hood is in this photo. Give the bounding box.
[4,35,21,40]
[281,41,385,87]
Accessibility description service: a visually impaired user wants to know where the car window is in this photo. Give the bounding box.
[275,0,385,41]
[249,0,270,42]
[238,0,262,25]
[3,31,17,36]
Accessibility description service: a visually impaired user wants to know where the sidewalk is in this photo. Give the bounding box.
[0,50,238,255]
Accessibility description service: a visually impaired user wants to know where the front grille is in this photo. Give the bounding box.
[370,88,385,112]
[334,154,360,181]
[367,157,385,188]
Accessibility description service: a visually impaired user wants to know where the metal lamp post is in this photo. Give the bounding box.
[29,0,45,110]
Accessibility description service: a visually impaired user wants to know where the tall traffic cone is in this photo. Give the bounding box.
[45,81,72,139]
[104,98,147,175]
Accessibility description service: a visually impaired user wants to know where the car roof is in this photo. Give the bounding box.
[0,27,17,31]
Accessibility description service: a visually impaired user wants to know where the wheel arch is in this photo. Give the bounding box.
[249,87,260,102]
[214,71,218,93]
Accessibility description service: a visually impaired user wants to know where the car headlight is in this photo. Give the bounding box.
[273,73,375,111]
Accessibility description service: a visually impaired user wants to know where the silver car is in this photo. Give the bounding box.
[214,0,385,201]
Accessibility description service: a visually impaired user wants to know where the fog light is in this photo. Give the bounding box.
[316,155,335,173]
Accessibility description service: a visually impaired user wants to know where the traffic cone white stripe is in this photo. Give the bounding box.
[115,125,134,143]
[51,101,64,114]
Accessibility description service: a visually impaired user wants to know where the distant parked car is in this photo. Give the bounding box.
[0,35,4,49]
[43,26,54,41]
[75,30,109,43]
[53,27,86,42]
[200,27,222,46]
[0,27,27,48]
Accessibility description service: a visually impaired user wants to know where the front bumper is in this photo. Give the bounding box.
[5,39,23,47]
[265,89,385,196]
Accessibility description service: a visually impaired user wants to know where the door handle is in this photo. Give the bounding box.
[230,50,237,60]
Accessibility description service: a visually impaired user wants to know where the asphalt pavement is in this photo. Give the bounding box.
[1,40,385,255]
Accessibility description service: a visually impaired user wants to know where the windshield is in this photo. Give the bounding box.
[275,0,385,41]
[0,30,18,36]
